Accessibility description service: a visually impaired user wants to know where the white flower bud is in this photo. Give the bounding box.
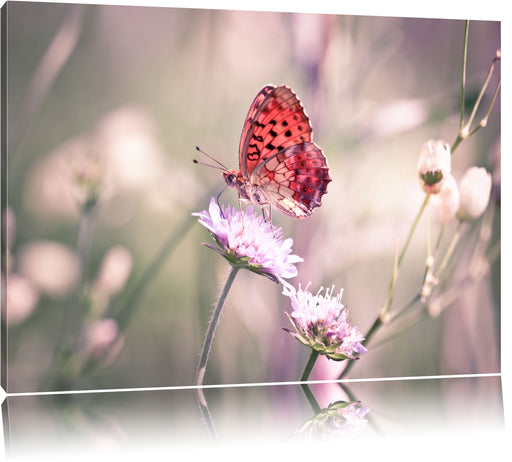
[431,174,460,223]
[417,140,451,194]
[456,167,492,222]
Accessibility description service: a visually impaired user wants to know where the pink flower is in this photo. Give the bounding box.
[94,246,133,296]
[283,283,367,360]
[85,318,124,364]
[193,198,303,282]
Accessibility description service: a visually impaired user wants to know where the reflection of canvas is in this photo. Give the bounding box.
[3,376,505,457]
[1,3,500,398]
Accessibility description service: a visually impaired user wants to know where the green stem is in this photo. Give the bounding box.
[425,199,432,268]
[398,194,430,268]
[468,76,501,137]
[451,20,469,153]
[48,206,97,389]
[459,20,469,131]
[339,316,379,379]
[388,293,422,324]
[338,382,358,402]
[195,387,218,441]
[79,211,197,376]
[301,383,321,414]
[301,349,319,382]
[195,265,240,386]
[451,135,463,154]
[113,213,196,332]
[382,194,430,316]
[454,21,500,147]
[421,223,444,285]
[340,194,429,380]
[434,221,463,280]
[464,55,498,134]
[372,307,429,349]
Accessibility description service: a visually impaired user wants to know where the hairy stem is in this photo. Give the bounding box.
[195,265,240,386]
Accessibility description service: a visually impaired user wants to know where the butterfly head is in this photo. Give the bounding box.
[222,169,244,190]
[222,170,239,188]
[222,169,254,203]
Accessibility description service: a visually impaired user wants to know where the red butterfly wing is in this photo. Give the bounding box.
[232,84,330,218]
[239,85,313,178]
[252,141,331,218]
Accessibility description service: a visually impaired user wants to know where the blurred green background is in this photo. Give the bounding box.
[3,2,500,392]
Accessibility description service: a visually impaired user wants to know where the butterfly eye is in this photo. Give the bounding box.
[223,172,238,187]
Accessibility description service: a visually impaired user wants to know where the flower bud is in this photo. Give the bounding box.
[5,273,39,325]
[456,167,492,222]
[70,152,104,212]
[94,245,133,296]
[18,240,80,296]
[417,140,451,194]
[431,174,460,223]
[85,318,124,363]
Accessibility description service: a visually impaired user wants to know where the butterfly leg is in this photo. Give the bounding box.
[261,206,276,236]
[238,195,246,232]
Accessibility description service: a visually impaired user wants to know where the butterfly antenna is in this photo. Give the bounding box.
[193,146,229,171]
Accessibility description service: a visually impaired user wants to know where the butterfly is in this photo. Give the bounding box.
[198,85,331,219]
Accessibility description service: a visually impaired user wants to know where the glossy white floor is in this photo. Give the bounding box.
[2,374,505,460]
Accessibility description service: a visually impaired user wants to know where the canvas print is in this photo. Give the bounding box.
[0,0,503,454]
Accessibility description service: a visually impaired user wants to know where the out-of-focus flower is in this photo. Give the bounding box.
[94,246,133,296]
[417,139,451,194]
[24,136,95,220]
[24,106,167,222]
[70,151,104,212]
[283,283,367,361]
[456,167,492,222]
[193,198,303,283]
[97,106,165,192]
[431,174,460,223]
[85,318,124,364]
[296,401,370,440]
[369,98,429,138]
[291,13,329,95]
[5,273,40,325]
[490,140,500,205]
[17,240,80,296]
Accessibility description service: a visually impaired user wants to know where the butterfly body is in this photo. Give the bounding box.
[224,85,331,218]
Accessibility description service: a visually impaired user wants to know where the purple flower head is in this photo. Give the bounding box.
[193,198,303,283]
[283,283,367,360]
[297,401,370,440]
